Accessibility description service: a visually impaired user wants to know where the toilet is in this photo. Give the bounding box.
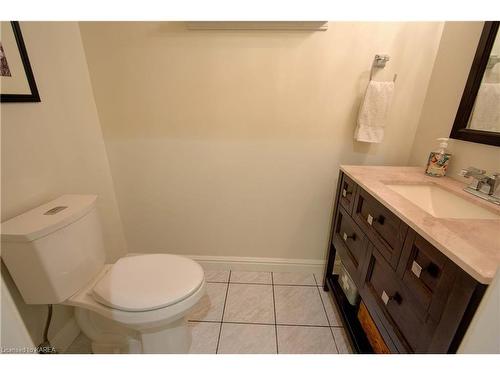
[1,195,206,354]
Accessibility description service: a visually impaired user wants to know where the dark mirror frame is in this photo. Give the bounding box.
[450,21,500,147]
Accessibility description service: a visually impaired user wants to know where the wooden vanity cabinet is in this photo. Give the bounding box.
[325,171,486,354]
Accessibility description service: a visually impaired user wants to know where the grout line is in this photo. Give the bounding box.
[276,323,331,328]
[313,274,331,326]
[207,282,318,287]
[224,282,317,287]
[220,321,275,326]
[271,272,278,354]
[314,273,340,353]
[273,283,318,287]
[316,278,323,287]
[205,282,320,288]
[189,320,334,328]
[312,273,344,327]
[215,270,231,354]
[330,326,340,354]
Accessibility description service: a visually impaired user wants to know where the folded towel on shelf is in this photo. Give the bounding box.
[469,83,500,132]
[354,80,394,143]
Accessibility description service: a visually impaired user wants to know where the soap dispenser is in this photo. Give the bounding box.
[425,138,452,177]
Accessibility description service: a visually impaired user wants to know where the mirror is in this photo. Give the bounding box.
[451,22,500,147]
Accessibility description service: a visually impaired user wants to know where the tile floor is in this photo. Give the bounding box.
[65,270,353,354]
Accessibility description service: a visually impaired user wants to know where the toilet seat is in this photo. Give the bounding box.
[92,254,204,312]
[65,254,206,330]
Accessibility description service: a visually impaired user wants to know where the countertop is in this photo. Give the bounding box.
[340,165,500,284]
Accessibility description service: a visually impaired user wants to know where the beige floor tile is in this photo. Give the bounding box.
[204,270,230,283]
[318,287,343,326]
[314,271,326,286]
[332,327,354,354]
[273,272,316,286]
[277,325,338,354]
[274,285,328,326]
[230,271,272,284]
[187,282,228,322]
[218,323,276,354]
[223,284,275,324]
[188,321,220,354]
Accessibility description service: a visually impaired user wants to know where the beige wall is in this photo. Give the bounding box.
[409,22,500,177]
[1,22,127,347]
[80,22,444,261]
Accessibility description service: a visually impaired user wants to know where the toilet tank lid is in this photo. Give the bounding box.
[1,195,98,243]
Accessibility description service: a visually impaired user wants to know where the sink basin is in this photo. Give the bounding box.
[385,184,499,220]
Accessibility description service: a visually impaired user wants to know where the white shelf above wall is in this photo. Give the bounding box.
[185,21,328,31]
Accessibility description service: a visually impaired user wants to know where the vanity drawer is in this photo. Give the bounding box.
[397,230,457,321]
[339,174,357,214]
[353,188,408,269]
[364,250,435,352]
[332,207,368,283]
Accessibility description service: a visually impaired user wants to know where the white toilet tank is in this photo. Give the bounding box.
[1,195,106,304]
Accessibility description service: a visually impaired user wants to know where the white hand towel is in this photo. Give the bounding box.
[469,83,500,132]
[354,80,394,143]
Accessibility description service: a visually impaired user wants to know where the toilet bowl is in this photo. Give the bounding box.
[0,195,206,354]
[67,254,206,353]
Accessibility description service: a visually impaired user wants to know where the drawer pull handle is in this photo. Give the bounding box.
[391,292,403,305]
[381,290,402,305]
[342,189,352,198]
[411,261,423,278]
[427,262,440,278]
[411,261,439,279]
[367,214,385,226]
[342,232,356,242]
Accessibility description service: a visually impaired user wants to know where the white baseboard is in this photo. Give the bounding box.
[129,252,341,281]
[186,254,327,274]
[50,317,80,353]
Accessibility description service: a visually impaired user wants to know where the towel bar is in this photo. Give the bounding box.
[370,54,397,82]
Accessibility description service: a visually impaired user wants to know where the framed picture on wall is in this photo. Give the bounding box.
[0,21,40,102]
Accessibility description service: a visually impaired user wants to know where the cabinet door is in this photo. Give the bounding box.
[353,188,408,269]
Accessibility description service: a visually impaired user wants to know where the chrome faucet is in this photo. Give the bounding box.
[459,167,500,205]
[484,173,500,196]
[459,167,486,189]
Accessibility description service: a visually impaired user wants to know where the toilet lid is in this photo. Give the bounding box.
[92,254,204,312]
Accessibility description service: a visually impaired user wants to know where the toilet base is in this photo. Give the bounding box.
[75,307,192,354]
[140,318,191,354]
